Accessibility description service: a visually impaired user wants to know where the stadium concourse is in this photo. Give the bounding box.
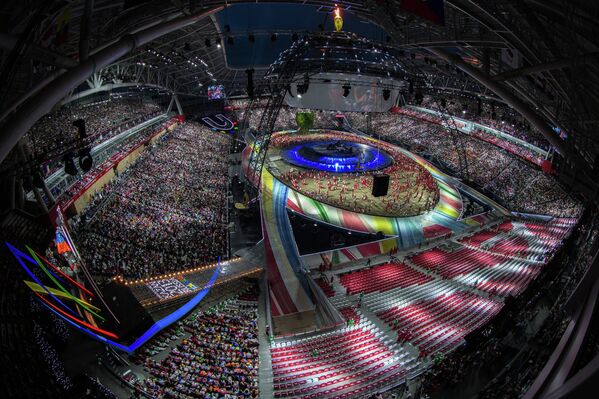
[1,2,599,399]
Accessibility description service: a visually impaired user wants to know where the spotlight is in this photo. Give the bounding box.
[248,33,255,43]
[205,38,211,47]
[342,84,351,97]
[217,42,222,49]
[383,89,390,101]
[63,153,78,176]
[78,148,93,172]
[271,33,277,42]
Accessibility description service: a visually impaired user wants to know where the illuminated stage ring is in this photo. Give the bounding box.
[282,140,393,173]
[265,130,441,218]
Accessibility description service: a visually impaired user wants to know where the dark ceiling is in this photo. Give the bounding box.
[0,0,598,170]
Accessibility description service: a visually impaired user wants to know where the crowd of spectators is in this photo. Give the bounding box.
[75,122,230,279]
[237,102,335,132]
[26,98,162,155]
[415,95,551,150]
[23,98,163,178]
[57,116,178,205]
[369,112,582,217]
[134,297,259,398]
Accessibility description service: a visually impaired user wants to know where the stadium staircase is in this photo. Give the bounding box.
[258,276,275,399]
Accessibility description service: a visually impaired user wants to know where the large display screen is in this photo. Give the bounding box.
[208,85,225,100]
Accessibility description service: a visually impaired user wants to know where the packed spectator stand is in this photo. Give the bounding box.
[367,110,581,218]
[6,97,590,399]
[22,98,163,178]
[74,121,230,279]
[126,291,260,399]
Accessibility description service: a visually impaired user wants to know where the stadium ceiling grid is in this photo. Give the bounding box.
[0,0,597,162]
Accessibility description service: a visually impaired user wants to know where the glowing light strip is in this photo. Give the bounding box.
[27,247,105,321]
[8,243,79,318]
[8,242,221,353]
[29,248,105,321]
[37,251,94,297]
[33,291,119,339]
[25,280,103,317]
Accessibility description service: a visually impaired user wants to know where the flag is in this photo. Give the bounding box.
[55,230,71,254]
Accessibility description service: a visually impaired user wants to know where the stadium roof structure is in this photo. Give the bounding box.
[0,0,598,178]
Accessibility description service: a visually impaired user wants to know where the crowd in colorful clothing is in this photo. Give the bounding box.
[416,95,551,150]
[134,297,259,399]
[75,122,230,278]
[369,112,582,218]
[25,98,161,157]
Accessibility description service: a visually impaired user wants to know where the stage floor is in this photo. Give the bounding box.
[267,131,439,218]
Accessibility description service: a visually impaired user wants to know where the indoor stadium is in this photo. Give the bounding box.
[0,1,598,398]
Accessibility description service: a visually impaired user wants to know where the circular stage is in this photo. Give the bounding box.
[267,130,441,218]
[281,140,393,173]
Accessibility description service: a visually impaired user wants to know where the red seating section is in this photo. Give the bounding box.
[498,221,513,233]
[338,306,360,324]
[460,230,499,248]
[339,261,432,295]
[410,248,503,279]
[271,328,405,398]
[378,291,502,355]
[525,220,572,248]
[475,265,540,297]
[315,277,336,297]
[489,236,529,257]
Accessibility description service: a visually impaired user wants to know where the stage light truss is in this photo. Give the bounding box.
[245,45,311,188]
[266,32,407,82]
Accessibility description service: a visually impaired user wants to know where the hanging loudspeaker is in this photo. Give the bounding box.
[372,174,390,197]
[78,148,93,173]
[63,153,78,176]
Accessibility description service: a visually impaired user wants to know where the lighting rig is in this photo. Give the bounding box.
[244,32,410,187]
[0,117,95,187]
[266,31,407,96]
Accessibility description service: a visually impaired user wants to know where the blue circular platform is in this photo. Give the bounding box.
[281,140,393,173]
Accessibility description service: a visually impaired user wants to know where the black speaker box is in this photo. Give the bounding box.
[372,174,390,197]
